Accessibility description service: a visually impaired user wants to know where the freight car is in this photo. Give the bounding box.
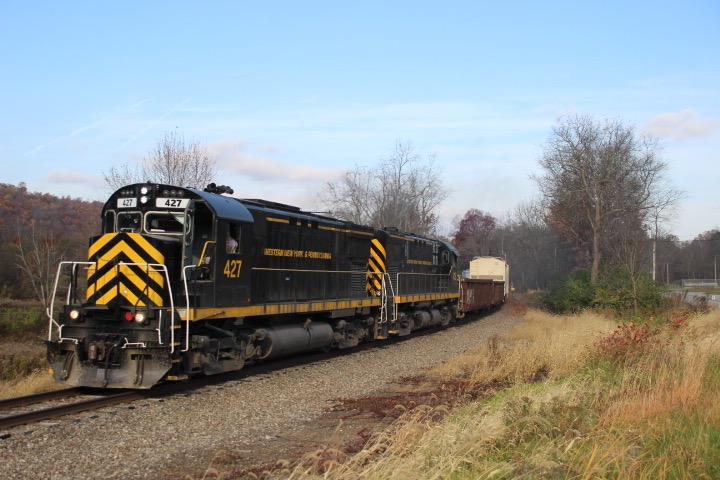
[457,256,509,316]
[46,182,473,388]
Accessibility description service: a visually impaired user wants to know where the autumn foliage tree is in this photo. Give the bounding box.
[451,209,498,270]
[0,183,102,302]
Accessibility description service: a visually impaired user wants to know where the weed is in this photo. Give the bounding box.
[595,323,660,365]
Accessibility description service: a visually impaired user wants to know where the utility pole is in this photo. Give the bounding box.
[652,229,657,282]
[648,223,657,282]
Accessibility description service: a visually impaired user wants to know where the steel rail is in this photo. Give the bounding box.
[0,391,144,430]
[0,388,80,412]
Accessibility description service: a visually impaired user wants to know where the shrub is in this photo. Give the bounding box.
[0,298,45,338]
[541,267,665,315]
[542,270,594,313]
[0,355,47,381]
[594,323,660,365]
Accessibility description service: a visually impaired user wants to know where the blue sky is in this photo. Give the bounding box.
[1,1,718,240]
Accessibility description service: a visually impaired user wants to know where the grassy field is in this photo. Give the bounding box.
[0,299,59,398]
[3,298,719,478]
[280,304,720,479]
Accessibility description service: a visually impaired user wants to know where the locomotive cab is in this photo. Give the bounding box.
[46,183,253,388]
[181,196,253,308]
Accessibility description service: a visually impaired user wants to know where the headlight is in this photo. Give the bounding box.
[140,186,149,195]
[135,313,147,324]
[69,309,80,320]
[140,195,148,204]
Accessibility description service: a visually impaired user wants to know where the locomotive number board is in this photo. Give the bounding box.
[155,198,190,209]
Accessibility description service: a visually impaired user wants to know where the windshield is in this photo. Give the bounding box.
[145,212,185,235]
[113,211,185,236]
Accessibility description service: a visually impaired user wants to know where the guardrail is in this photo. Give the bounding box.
[666,290,720,309]
[681,279,718,288]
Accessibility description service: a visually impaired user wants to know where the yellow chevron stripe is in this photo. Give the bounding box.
[118,280,142,307]
[371,239,386,257]
[87,233,165,306]
[368,253,385,271]
[128,234,164,264]
[87,265,98,297]
[89,233,164,265]
[97,283,121,305]
[98,241,156,267]
[88,265,118,298]
[119,265,164,305]
[88,234,114,256]
[91,265,164,306]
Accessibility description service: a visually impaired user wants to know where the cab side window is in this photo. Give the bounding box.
[226,223,240,254]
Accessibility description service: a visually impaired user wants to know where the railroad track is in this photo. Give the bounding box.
[0,388,81,411]
[0,344,377,432]
[0,311,494,433]
[0,389,146,430]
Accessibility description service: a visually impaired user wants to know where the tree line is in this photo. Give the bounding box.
[5,117,718,313]
[0,183,102,303]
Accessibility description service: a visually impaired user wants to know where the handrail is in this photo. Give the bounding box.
[196,240,216,267]
[46,260,175,349]
[180,265,197,353]
[47,261,94,342]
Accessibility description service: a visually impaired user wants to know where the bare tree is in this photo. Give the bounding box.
[14,221,68,306]
[320,167,375,225]
[103,161,141,191]
[503,198,568,291]
[104,131,217,191]
[533,114,680,284]
[321,141,449,236]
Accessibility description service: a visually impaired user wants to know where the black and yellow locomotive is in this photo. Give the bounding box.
[46,182,460,388]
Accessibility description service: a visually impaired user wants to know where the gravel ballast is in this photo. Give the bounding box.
[1,309,520,479]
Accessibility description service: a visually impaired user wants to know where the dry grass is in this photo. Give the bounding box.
[428,309,618,387]
[605,310,720,423]
[0,338,61,398]
[0,369,62,399]
[573,309,720,478]
[269,308,720,480]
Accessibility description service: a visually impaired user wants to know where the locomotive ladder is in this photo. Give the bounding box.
[376,273,398,340]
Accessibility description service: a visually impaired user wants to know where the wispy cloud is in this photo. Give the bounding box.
[124,98,191,145]
[70,118,108,137]
[44,170,103,186]
[645,109,720,141]
[210,139,342,183]
[129,98,151,110]
[24,138,62,157]
[24,117,110,157]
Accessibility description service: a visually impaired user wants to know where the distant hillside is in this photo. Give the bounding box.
[0,183,103,300]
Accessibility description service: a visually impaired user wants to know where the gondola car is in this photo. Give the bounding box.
[457,256,509,315]
[46,182,461,388]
